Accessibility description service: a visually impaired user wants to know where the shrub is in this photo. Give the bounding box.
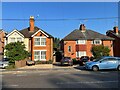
[5,63,15,70]
[91,45,110,59]
[72,58,79,65]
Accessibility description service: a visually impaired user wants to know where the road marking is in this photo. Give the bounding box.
[100,72,109,74]
[56,80,118,84]
[2,84,19,87]
[16,74,27,77]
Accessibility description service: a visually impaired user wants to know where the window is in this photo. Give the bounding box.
[34,38,40,45]
[34,51,40,60]
[92,40,102,45]
[68,46,71,52]
[10,38,15,43]
[41,51,46,59]
[76,40,86,44]
[34,37,46,46]
[41,38,46,45]
[17,38,22,42]
[34,51,46,61]
[76,51,86,57]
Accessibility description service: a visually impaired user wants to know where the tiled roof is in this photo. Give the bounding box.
[63,29,114,41]
[20,26,53,38]
[106,30,120,38]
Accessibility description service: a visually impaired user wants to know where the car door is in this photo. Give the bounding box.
[98,59,109,69]
[107,58,118,69]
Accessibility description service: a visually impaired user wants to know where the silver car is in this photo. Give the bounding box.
[0,58,9,68]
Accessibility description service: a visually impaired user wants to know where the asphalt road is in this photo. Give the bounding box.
[1,67,120,89]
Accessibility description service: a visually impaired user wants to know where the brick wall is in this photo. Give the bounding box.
[31,31,53,61]
[107,32,120,57]
[63,41,76,59]
[0,31,5,54]
[15,59,27,68]
[63,40,113,59]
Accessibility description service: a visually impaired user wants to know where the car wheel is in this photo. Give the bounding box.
[117,65,120,71]
[92,66,99,71]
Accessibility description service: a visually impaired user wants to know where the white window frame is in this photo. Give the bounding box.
[17,38,22,42]
[76,40,86,44]
[34,50,47,61]
[10,37,15,43]
[93,40,102,45]
[34,37,46,46]
[76,51,86,58]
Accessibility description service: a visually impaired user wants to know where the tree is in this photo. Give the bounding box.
[5,42,29,64]
[53,37,60,48]
[91,45,110,59]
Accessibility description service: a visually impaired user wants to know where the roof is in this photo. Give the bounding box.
[106,30,120,38]
[20,26,53,38]
[63,29,114,41]
[6,29,24,38]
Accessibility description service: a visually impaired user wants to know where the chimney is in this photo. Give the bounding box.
[113,26,119,35]
[29,16,35,31]
[79,24,86,32]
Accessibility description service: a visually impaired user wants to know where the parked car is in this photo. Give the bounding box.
[79,56,90,66]
[26,60,35,66]
[85,56,120,71]
[0,58,9,69]
[60,57,73,66]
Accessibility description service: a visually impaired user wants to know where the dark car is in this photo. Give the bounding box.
[79,56,90,66]
[60,57,73,66]
[26,60,35,66]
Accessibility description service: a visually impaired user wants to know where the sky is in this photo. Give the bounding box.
[1,2,118,39]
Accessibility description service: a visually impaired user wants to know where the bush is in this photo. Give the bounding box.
[5,63,15,70]
[72,58,79,65]
[91,45,110,59]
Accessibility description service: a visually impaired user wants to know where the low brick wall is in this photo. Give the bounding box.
[15,59,27,68]
[19,64,53,69]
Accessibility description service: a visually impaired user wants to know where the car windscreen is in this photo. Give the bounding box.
[93,57,103,62]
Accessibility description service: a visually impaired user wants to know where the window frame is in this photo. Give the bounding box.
[76,40,86,44]
[34,50,46,61]
[10,37,15,43]
[34,37,46,46]
[92,40,102,45]
[76,51,86,58]
[68,46,72,52]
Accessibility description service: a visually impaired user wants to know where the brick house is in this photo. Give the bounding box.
[5,16,53,61]
[106,26,120,57]
[0,30,6,54]
[60,24,114,59]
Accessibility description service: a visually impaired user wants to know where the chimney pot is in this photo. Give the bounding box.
[79,24,86,32]
[113,26,118,35]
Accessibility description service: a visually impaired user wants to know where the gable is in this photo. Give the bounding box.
[31,29,49,37]
[35,31,47,37]
[6,29,24,38]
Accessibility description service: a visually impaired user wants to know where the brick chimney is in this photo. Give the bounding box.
[79,24,86,32]
[113,26,119,35]
[29,16,35,31]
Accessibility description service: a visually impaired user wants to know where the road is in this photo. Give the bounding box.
[1,67,120,89]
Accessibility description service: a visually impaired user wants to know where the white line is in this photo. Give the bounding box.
[56,80,118,84]
[2,84,19,87]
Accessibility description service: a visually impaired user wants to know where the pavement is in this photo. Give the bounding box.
[1,63,82,74]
